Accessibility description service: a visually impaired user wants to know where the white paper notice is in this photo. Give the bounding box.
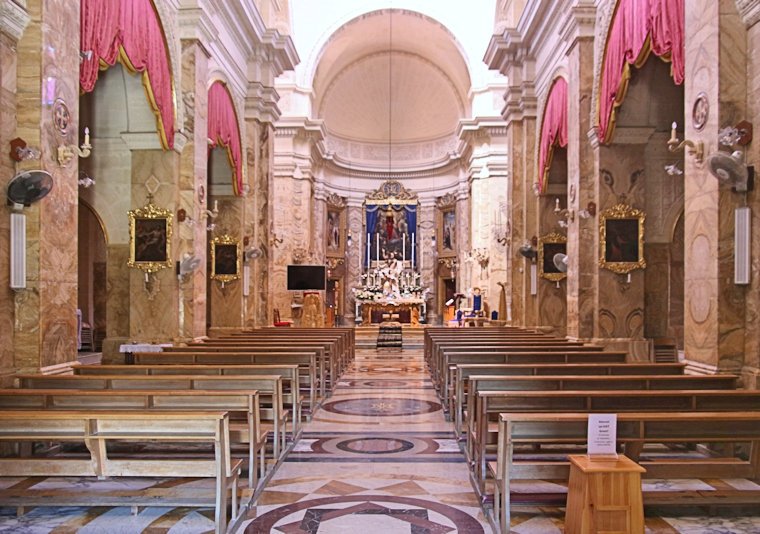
[587,414,618,458]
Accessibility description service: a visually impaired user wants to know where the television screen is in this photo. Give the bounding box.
[287,265,326,290]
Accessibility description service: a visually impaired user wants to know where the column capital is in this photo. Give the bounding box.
[0,0,30,42]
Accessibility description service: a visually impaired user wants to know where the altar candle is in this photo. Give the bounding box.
[376,233,380,262]
[366,233,370,269]
[670,121,678,144]
[402,233,406,262]
[414,233,418,270]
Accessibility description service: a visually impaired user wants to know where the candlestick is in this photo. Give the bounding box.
[402,233,406,262]
[376,233,380,263]
[84,127,90,146]
[670,121,678,144]
[213,200,218,212]
[555,197,560,211]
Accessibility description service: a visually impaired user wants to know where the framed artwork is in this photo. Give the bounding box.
[437,208,456,257]
[128,202,173,274]
[538,232,567,281]
[211,235,241,283]
[599,203,647,274]
[326,207,345,257]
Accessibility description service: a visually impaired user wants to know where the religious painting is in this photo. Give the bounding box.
[364,181,418,267]
[437,208,456,257]
[211,235,241,283]
[326,207,345,257]
[599,203,647,274]
[128,202,173,274]
[538,232,567,282]
[369,206,414,263]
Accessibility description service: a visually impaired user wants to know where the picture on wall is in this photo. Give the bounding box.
[599,203,647,274]
[128,202,173,274]
[538,232,567,281]
[326,208,345,257]
[211,235,241,283]
[438,208,456,257]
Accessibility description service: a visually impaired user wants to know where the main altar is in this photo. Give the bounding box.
[353,181,429,326]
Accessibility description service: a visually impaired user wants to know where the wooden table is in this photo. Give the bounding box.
[565,454,645,534]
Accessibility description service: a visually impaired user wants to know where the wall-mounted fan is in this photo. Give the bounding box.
[179,254,202,276]
[706,150,754,193]
[7,170,53,207]
[553,253,569,273]
[519,244,537,260]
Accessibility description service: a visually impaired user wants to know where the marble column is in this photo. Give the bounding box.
[207,196,245,331]
[14,0,79,372]
[418,201,436,323]
[250,122,271,328]
[344,202,363,324]
[683,0,747,374]
[0,2,29,379]
[177,38,209,340]
[566,38,597,340]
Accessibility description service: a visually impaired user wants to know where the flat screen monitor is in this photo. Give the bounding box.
[287,265,326,291]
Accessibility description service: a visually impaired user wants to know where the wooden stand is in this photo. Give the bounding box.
[564,454,645,534]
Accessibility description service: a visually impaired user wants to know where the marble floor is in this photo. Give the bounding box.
[1,344,760,533]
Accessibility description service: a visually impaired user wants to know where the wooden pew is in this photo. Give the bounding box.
[0,388,266,488]
[451,362,687,435]
[436,350,626,407]
[140,351,322,407]
[492,412,760,533]
[15,374,287,461]
[71,363,305,430]
[133,352,320,411]
[471,389,760,496]
[0,410,240,533]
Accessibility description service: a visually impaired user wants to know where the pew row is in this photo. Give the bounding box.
[491,412,760,533]
[0,410,240,533]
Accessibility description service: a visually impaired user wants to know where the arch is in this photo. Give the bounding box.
[80,0,176,149]
[537,77,568,194]
[596,0,684,144]
[208,80,244,196]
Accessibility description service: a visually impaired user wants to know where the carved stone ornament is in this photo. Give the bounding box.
[435,192,458,209]
[365,180,418,205]
[326,192,347,209]
[692,92,709,132]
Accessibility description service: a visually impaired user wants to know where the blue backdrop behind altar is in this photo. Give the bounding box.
[365,204,417,267]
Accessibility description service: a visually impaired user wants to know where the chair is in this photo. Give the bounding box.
[273,309,292,327]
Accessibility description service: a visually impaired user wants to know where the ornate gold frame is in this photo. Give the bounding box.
[325,193,346,258]
[538,232,567,282]
[599,203,647,274]
[210,234,241,283]
[437,207,457,258]
[128,202,173,274]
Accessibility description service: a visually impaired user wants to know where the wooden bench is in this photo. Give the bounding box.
[72,363,306,430]
[471,389,760,496]
[16,374,288,461]
[136,351,321,408]
[0,388,267,488]
[492,411,760,533]
[451,362,687,435]
[0,410,240,533]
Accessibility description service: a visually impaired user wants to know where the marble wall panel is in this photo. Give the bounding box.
[418,203,435,322]
[344,204,363,323]
[506,121,525,325]
[208,197,244,328]
[252,122,271,327]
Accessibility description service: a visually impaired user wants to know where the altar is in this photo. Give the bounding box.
[355,298,427,326]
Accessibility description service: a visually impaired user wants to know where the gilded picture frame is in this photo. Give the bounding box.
[128,202,173,274]
[599,203,647,274]
[211,235,241,283]
[437,207,456,257]
[538,232,567,282]
[326,207,345,258]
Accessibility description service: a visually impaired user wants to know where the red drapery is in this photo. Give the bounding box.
[208,81,243,196]
[80,0,175,149]
[597,0,684,144]
[537,77,568,194]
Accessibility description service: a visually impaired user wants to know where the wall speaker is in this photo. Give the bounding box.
[10,212,26,289]
[735,207,751,285]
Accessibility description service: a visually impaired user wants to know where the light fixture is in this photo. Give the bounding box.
[493,202,510,245]
[57,127,92,166]
[555,198,594,228]
[668,122,703,164]
[78,171,95,188]
[469,248,489,270]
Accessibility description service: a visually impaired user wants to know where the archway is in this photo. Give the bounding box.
[77,202,107,354]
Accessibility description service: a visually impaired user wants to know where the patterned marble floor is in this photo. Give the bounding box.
[1,344,760,533]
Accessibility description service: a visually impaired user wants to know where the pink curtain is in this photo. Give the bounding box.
[80,0,175,149]
[208,81,243,196]
[537,77,568,194]
[597,0,684,144]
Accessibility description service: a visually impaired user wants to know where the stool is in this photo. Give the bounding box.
[564,454,645,534]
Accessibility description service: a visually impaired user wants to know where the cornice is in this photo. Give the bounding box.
[736,0,760,27]
[457,117,510,142]
[0,0,30,42]
[559,3,597,47]
[245,81,282,123]
[177,3,215,52]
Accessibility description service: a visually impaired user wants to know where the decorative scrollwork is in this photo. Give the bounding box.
[435,192,458,209]
[326,192,347,209]
[365,180,418,205]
